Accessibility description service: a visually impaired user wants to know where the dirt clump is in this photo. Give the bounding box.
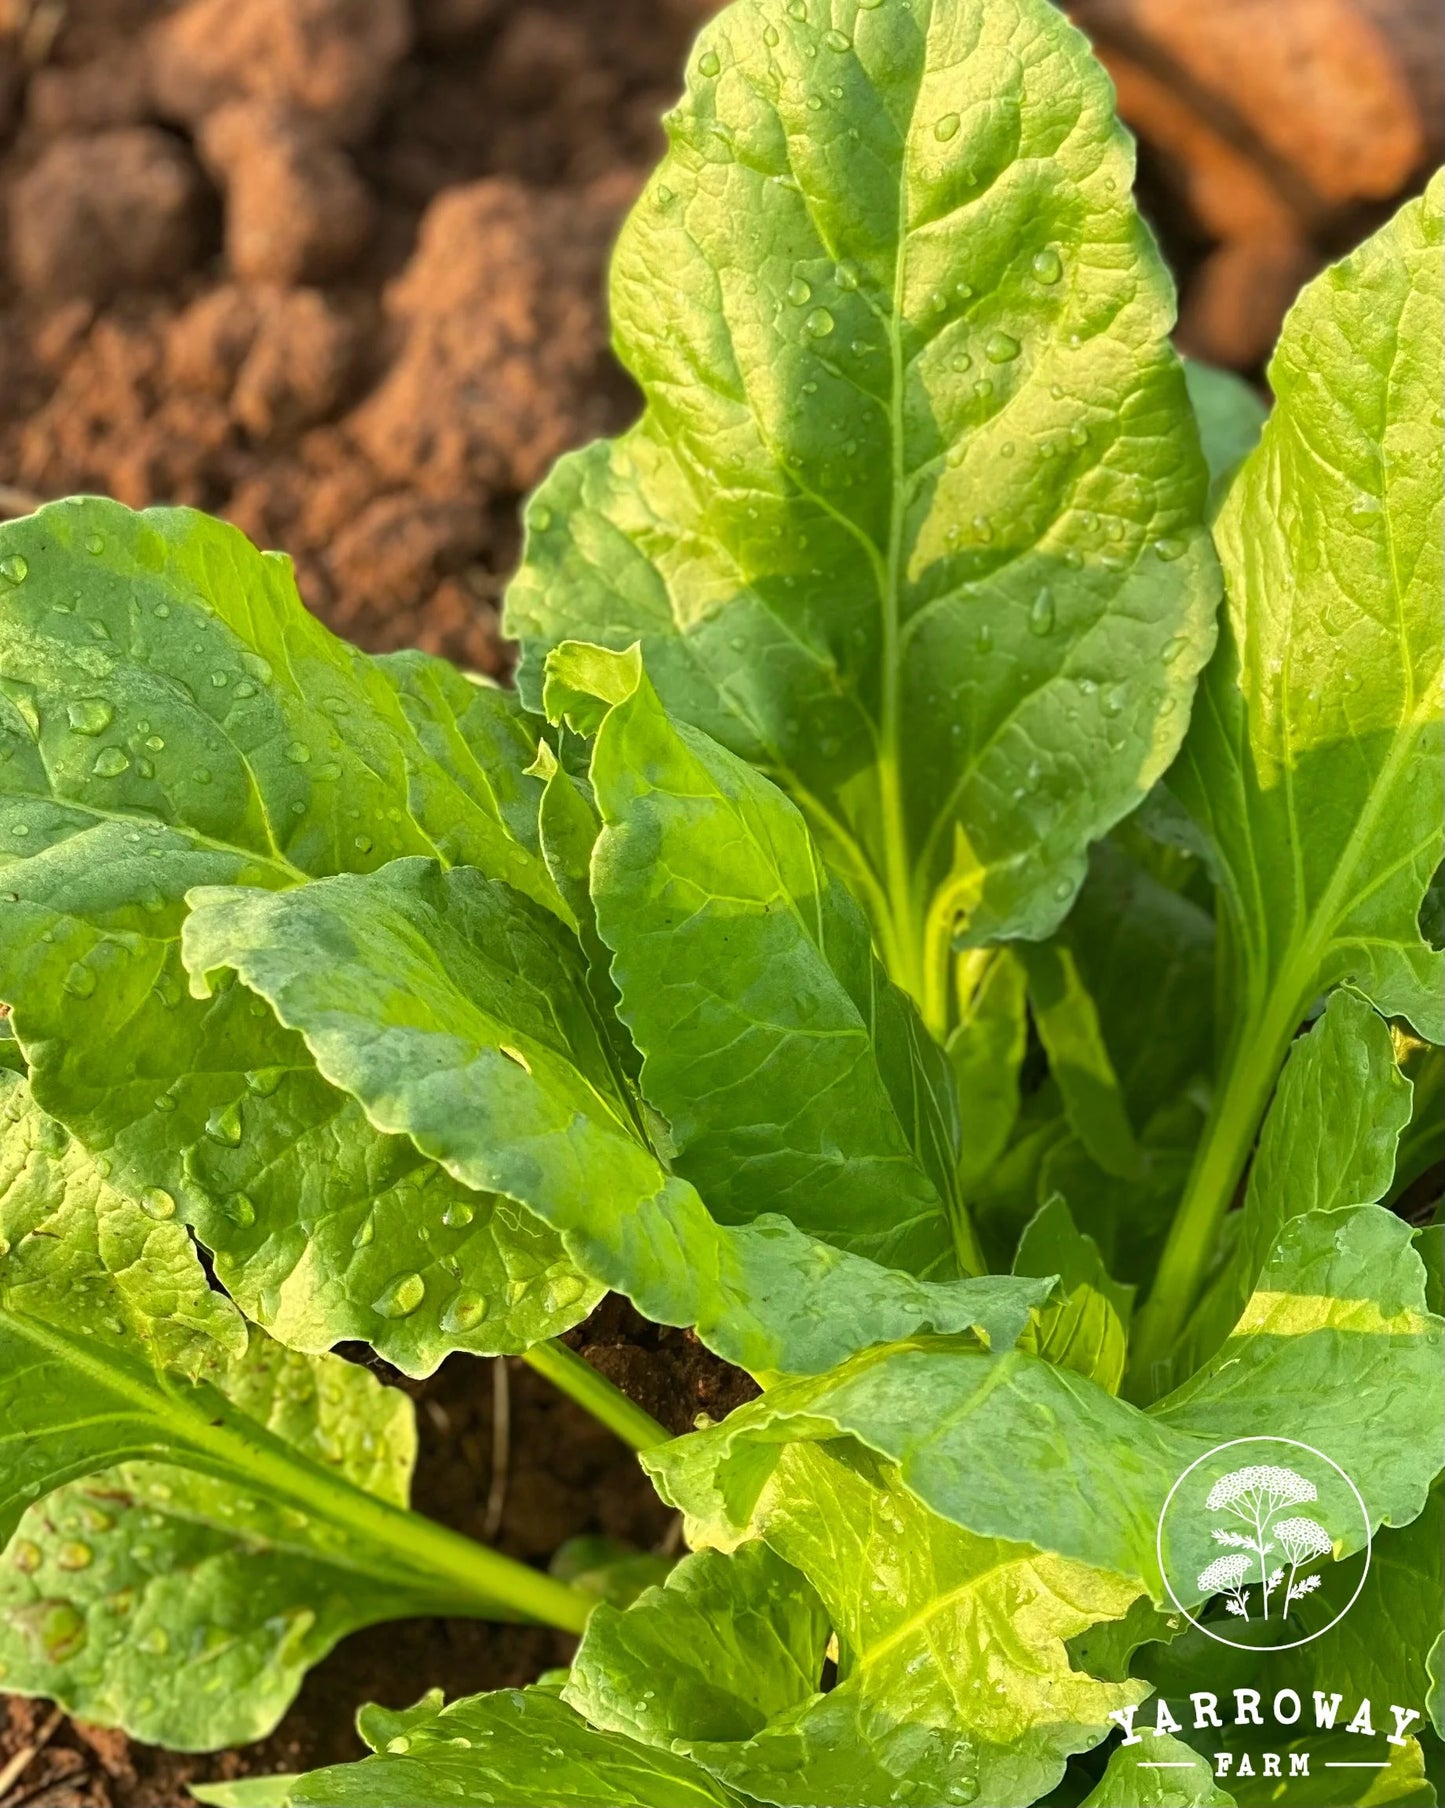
[7,126,210,303]
[199,101,375,285]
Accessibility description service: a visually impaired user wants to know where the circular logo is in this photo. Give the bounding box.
[1156,1437,1371,1652]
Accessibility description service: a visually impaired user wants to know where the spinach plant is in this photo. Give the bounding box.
[0,0,1439,1801]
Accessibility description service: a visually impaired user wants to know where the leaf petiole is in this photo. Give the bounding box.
[522,1338,671,1453]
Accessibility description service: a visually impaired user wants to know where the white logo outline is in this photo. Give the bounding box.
[1156,1436,1372,1653]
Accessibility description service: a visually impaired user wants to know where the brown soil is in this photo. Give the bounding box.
[0,0,1438,1800]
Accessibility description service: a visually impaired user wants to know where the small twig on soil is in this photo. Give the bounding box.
[0,485,45,522]
[0,1705,64,1805]
[482,1356,511,1542]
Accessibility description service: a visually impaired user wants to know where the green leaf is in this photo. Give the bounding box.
[1175,990,1411,1374]
[0,1071,580,1746]
[1183,360,1268,512]
[1018,943,1142,1182]
[693,1442,1148,1808]
[648,1206,1444,1599]
[190,1780,303,1808]
[948,950,1029,1194]
[181,855,1051,1379]
[564,1541,829,1747]
[504,0,1219,1018]
[1014,1196,1130,1392]
[0,497,597,1373]
[545,638,966,1276]
[287,1688,745,1808]
[1079,1735,1234,1807]
[1138,176,1444,1369]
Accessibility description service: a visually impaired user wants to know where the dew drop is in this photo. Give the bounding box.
[835,260,861,291]
[11,1540,41,1575]
[386,1736,412,1755]
[67,699,113,737]
[546,1273,591,1312]
[192,767,212,785]
[153,602,171,619]
[374,1271,425,1319]
[1153,536,1186,562]
[973,378,994,400]
[824,27,851,50]
[441,1290,490,1334]
[140,1187,176,1221]
[353,1213,376,1249]
[285,741,311,765]
[441,1201,474,1229]
[354,833,374,854]
[951,352,972,373]
[245,1065,285,1097]
[92,747,130,779]
[205,1099,243,1146]
[764,23,780,45]
[1069,423,1089,448]
[225,1192,257,1228]
[56,1541,93,1572]
[1343,669,1363,693]
[975,622,993,653]
[934,112,961,142]
[787,0,805,16]
[654,183,674,208]
[85,534,106,555]
[972,515,994,543]
[1031,247,1063,285]
[153,1093,177,1113]
[786,276,812,307]
[0,554,29,584]
[805,308,835,338]
[985,331,1020,364]
[1028,588,1056,636]
[698,48,720,76]
[1101,684,1128,719]
[63,962,96,999]
[857,0,884,8]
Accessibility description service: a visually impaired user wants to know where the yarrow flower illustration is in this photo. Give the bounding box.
[1197,1553,1252,1618]
[1205,1466,1317,1511]
[1199,1465,1328,1622]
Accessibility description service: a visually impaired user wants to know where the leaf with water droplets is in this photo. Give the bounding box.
[180,856,1051,1380]
[0,498,597,1374]
[0,1071,469,1749]
[506,0,1218,1025]
[286,1686,742,1807]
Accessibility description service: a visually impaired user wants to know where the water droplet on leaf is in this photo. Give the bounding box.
[698,48,720,76]
[934,112,960,141]
[985,331,1020,364]
[140,1187,176,1220]
[205,1099,243,1146]
[0,555,28,584]
[92,747,130,779]
[67,699,112,736]
[1031,248,1063,284]
[1028,588,1056,636]
[374,1272,425,1319]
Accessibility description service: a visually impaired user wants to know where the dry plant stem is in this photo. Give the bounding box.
[483,1355,511,1542]
[0,1705,62,1803]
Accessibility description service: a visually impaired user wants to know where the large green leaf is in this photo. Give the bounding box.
[545,639,966,1276]
[504,0,1218,1022]
[1174,990,1411,1374]
[648,1206,1444,1599]
[0,497,598,1372]
[1137,175,1444,1371]
[684,1442,1147,1808]
[564,1540,830,1748]
[181,855,1051,1379]
[1079,1735,1233,1807]
[0,1071,578,1746]
[287,1687,745,1808]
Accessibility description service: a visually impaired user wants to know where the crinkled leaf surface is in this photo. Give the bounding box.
[545,639,965,1276]
[506,0,1218,998]
[181,856,1049,1379]
[287,1687,745,1808]
[648,1206,1444,1599]
[1175,989,1410,1375]
[0,1074,484,1747]
[1079,1735,1233,1807]
[692,1442,1146,1808]
[0,498,597,1372]
[564,1540,830,1748]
